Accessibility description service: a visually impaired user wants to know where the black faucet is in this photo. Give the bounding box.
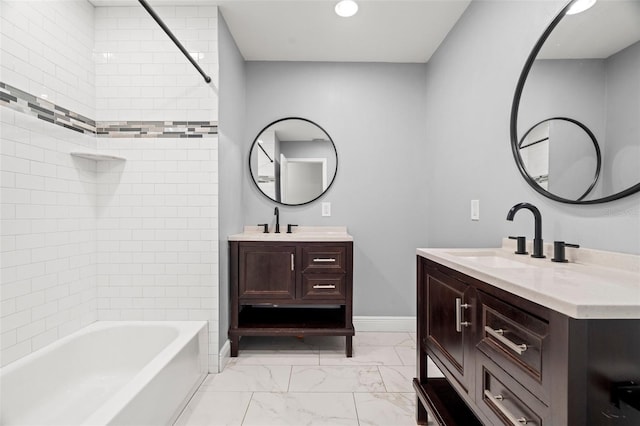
[506,202,545,258]
[274,206,280,233]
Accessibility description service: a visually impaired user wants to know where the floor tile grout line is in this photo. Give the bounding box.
[286,365,293,392]
[240,391,254,426]
[377,365,390,393]
[352,392,362,426]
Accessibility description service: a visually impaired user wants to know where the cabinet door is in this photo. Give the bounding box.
[239,245,296,300]
[425,265,475,394]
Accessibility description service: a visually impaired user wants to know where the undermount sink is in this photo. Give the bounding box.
[446,250,534,268]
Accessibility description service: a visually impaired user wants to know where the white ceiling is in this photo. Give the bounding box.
[218,1,471,63]
[539,0,640,59]
[89,0,472,63]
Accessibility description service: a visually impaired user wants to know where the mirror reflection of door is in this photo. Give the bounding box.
[280,155,327,204]
[249,118,338,206]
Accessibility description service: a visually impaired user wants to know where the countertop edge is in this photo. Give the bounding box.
[417,248,640,320]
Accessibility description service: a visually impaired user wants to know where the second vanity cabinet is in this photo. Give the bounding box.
[229,240,354,357]
[415,253,640,426]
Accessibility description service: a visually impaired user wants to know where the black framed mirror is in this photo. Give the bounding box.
[519,117,602,201]
[511,0,640,204]
[249,117,338,206]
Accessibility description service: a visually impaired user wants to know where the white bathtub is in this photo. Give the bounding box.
[0,321,208,426]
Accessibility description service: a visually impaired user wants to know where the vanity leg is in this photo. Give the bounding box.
[346,336,353,357]
[416,397,428,425]
[230,336,239,357]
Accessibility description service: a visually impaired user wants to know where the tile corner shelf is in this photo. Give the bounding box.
[70,152,126,161]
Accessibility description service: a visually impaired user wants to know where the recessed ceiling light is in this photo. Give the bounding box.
[566,0,596,15]
[335,0,358,18]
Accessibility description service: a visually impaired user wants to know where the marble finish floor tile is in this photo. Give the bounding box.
[289,365,386,392]
[239,336,321,351]
[394,345,417,366]
[230,350,320,366]
[176,331,423,426]
[174,391,251,426]
[353,393,416,426]
[200,365,291,392]
[320,345,404,366]
[378,366,416,393]
[354,332,416,347]
[242,392,359,426]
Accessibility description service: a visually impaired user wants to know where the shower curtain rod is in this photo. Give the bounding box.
[138,0,212,84]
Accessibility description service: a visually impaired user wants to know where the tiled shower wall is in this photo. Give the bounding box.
[94,5,218,122]
[93,6,219,370]
[0,0,96,118]
[1,1,219,371]
[1,0,98,367]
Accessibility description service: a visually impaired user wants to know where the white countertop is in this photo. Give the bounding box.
[417,240,640,319]
[229,226,353,242]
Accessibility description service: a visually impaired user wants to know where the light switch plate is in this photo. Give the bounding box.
[322,202,331,217]
[471,199,480,221]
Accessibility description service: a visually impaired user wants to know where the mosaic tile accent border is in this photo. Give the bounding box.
[97,121,218,138]
[0,82,218,138]
[1,82,96,135]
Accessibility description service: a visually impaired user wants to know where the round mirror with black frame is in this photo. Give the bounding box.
[519,117,602,202]
[248,117,338,206]
[511,0,640,204]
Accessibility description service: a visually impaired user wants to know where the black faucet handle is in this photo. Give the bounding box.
[508,236,528,255]
[287,224,298,234]
[258,223,269,233]
[552,241,580,263]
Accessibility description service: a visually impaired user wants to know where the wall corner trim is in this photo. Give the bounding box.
[218,339,231,372]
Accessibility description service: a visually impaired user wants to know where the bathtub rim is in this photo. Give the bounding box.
[0,320,208,426]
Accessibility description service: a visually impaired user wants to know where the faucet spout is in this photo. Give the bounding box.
[274,206,280,233]
[506,202,545,258]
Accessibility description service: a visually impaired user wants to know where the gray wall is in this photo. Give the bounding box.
[218,14,246,350]
[244,62,429,316]
[521,58,606,199]
[218,1,640,340]
[424,0,640,254]
[604,41,640,195]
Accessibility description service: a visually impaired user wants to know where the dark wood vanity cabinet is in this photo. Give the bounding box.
[415,256,640,426]
[238,244,297,300]
[229,241,354,357]
[424,268,477,396]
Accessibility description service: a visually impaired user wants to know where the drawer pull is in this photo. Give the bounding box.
[313,284,337,289]
[313,258,336,263]
[455,298,471,333]
[484,390,529,425]
[485,326,528,355]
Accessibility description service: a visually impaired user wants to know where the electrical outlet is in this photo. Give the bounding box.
[471,199,480,221]
[322,202,331,217]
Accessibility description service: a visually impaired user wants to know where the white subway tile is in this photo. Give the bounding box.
[16,319,46,342]
[1,310,32,334]
[1,339,31,367]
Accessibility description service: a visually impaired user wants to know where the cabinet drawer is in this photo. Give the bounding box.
[477,352,549,426]
[301,273,346,300]
[478,291,548,390]
[302,246,347,273]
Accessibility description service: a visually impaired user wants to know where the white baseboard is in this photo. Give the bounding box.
[353,316,416,332]
[218,339,231,372]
